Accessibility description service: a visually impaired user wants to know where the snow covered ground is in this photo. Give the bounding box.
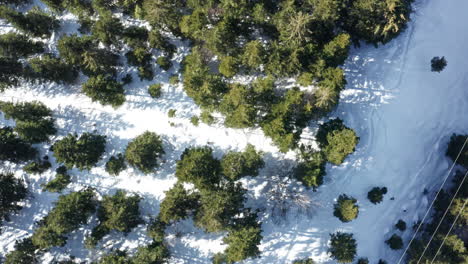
[1,0,468,263]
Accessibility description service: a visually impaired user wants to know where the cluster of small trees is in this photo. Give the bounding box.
[295,119,359,189]
[0,100,56,143]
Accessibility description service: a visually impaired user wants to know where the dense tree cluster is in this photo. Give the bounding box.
[31,189,97,249]
[52,132,106,170]
[86,190,142,248]
[26,54,78,84]
[0,6,59,37]
[0,172,27,223]
[0,33,43,58]
[329,232,357,263]
[0,100,56,143]
[333,194,359,222]
[125,131,164,174]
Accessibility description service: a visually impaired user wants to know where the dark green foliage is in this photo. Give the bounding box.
[0,100,56,143]
[132,241,170,264]
[147,218,166,242]
[261,88,311,152]
[4,238,38,264]
[0,33,44,58]
[378,260,387,264]
[87,190,142,248]
[194,182,246,232]
[333,194,359,222]
[0,172,27,222]
[42,0,93,16]
[395,219,407,231]
[156,56,172,71]
[219,84,257,128]
[82,75,125,107]
[0,6,60,37]
[292,258,315,264]
[0,57,24,90]
[148,84,162,98]
[367,187,388,204]
[52,133,106,170]
[219,56,238,78]
[31,189,97,249]
[241,40,265,71]
[316,118,359,165]
[446,134,468,168]
[329,232,357,263]
[92,13,123,46]
[385,234,403,250]
[94,251,130,264]
[190,116,199,126]
[200,111,215,125]
[356,258,369,264]
[175,146,220,190]
[220,144,264,181]
[295,145,327,189]
[121,74,133,85]
[105,153,126,176]
[0,126,37,162]
[125,131,165,174]
[141,0,183,34]
[159,183,199,224]
[223,224,262,263]
[148,30,175,57]
[27,54,78,84]
[431,56,447,72]
[314,67,347,113]
[23,159,51,174]
[345,0,412,44]
[122,26,148,48]
[57,34,119,76]
[169,75,179,85]
[42,166,71,193]
[0,0,30,5]
[168,109,176,118]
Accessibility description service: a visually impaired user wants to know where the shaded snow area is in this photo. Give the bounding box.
[1,0,468,263]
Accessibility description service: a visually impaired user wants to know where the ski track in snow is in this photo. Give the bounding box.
[1,0,468,263]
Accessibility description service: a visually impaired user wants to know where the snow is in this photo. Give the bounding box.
[1,0,468,263]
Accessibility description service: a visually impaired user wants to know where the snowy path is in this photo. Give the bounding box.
[1,0,468,263]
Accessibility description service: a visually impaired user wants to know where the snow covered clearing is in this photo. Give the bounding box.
[1,0,467,263]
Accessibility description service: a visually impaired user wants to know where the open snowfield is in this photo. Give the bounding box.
[1,0,467,263]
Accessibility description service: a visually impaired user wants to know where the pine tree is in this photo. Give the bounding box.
[431,56,447,72]
[52,133,106,170]
[175,146,220,189]
[82,75,125,107]
[329,232,357,263]
[333,194,359,222]
[125,131,165,174]
[158,183,199,224]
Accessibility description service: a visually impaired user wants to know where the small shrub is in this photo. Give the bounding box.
[333,194,359,222]
[357,258,369,264]
[200,111,215,125]
[190,116,199,126]
[41,166,71,193]
[105,153,126,176]
[23,160,51,174]
[169,75,179,85]
[148,83,162,98]
[367,187,388,204]
[395,219,407,231]
[156,56,172,71]
[293,258,315,264]
[385,234,403,250]
[431,56,447,72]
[125,131,164,174]
[168,109,176,118]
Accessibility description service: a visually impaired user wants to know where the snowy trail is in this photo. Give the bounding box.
[1,0,468,263]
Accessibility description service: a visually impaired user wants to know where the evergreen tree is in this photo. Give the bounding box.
[385,234,403,250]
[4,238,38,264]
[333,194,359,222]
[223,224,263,263]
[431,56,447,72]
[42,166,71,193]
[446,134,468,168]
[148,84,162,98]
[0,57,23,90]
[23,159,51,174]
[395,219,407,231]
[0,6,60,37]
[219,84,257,128]
[293,258,316,264]
[220,144,264,181]
[94,251,131,264]
[125,131,165,174]
[218,56,238,78]
[0,33,44,58]
[316,118,359,165]
[367,187,388,204]
[105,153,127,176]
[0,126,37,162]
[52,133,106,170]
[0,172,27,222]
[31,189,97,249]
[175,146,221,190]
[158,183,199,224]
[295,146,327,189]
[241,40,265,71]
[329,232,357,263]
[194,182,246,232]
[314,67,346,113]
[82,75,125,107]
[92,12,123,46]
[132,241,170,264]
[27,54,78,84]
[156,56,172,71]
